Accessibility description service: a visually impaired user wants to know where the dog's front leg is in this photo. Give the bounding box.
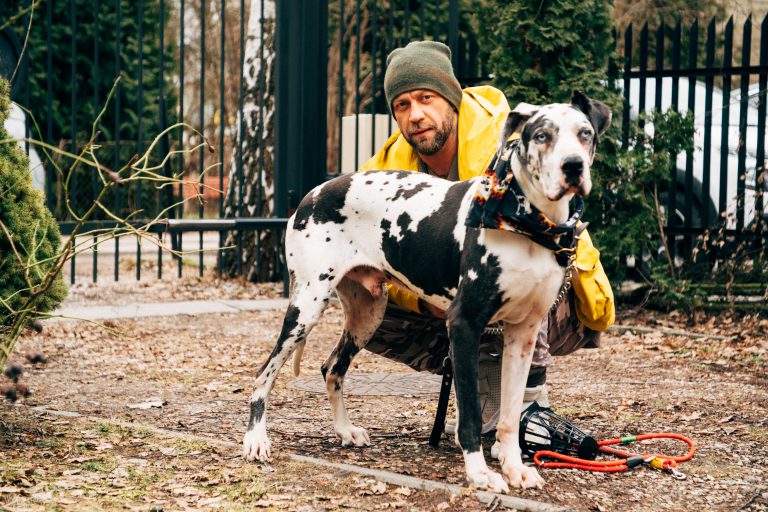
[495,321,545,489]
[448,310,509,494]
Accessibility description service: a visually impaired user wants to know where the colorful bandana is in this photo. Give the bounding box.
[464,140,584,267]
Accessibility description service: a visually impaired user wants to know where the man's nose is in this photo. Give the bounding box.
[409,104,425,123]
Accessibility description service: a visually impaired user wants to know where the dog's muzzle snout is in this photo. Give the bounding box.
[561,156,584,186]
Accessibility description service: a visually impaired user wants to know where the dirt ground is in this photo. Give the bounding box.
[1,275,767,511]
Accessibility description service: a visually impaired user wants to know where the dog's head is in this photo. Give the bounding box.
[500,91,611,202]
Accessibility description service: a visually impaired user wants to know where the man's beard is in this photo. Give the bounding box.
[405,110,456,156]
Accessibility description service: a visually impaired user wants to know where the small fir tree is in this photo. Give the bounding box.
[474,0,620,106]
[0,78,67,359]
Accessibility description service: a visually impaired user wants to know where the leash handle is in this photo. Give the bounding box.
[534,433,696,476]
[597,432,696,463]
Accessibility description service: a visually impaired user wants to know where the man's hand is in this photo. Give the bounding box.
[420,299,446,319]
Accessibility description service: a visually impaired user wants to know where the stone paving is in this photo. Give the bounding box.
[289,372,443,396]
[51,298,289,321]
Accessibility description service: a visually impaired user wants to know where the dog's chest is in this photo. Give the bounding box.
[477,229,565,324]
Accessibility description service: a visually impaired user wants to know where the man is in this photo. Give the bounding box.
[358,41,614,442]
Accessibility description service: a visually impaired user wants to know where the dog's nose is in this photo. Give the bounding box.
[561,156,584,184]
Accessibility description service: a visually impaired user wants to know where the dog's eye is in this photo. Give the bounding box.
[579,129,593,141]
[534,133,549,143]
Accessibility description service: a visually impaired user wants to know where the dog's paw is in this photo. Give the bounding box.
[501,463,545,489]
[242,428,271,462]
[467,468,509,494]
[335,424,371,447]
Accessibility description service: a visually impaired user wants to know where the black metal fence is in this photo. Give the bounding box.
[621,16,768,263]
[2,0,292,284]
[3,1,767,283]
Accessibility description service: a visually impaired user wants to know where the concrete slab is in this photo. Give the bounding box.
[218,299,289,312]
[289,372,443,396]
[49,298,289,322]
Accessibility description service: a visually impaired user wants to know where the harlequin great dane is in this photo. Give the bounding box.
[241,91,611,492]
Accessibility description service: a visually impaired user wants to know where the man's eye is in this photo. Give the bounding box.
[579,129,593,140]
[534,133,549,143]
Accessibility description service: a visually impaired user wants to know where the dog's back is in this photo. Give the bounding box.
[287,170,476,305]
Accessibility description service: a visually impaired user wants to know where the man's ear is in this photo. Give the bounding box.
[571,90,612,138]
[499,103,538,151]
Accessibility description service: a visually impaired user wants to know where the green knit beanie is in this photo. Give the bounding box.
[384,41,463,116]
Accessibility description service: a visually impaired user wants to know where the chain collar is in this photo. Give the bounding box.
[549,252,576,311]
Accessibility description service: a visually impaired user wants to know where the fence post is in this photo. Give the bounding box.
[274,0,328,217]
[448,0,459,71]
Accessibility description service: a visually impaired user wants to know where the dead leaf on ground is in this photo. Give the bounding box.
[127,397,166,409]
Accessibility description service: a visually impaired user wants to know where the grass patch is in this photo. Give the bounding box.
[35,435,64,450]
[226,476,276,501]
[118,488,148,501]
[173,438,208,454]
[747,425,768,443]
[81,458,119,473]
[553,404,602,418]
[0,467,23,484]
[95,423,153,439]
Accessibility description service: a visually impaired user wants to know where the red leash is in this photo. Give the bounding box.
[533,433,696,478]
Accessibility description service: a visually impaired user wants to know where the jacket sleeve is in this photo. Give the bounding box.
[386,283,422,314]
[571,229,615,331]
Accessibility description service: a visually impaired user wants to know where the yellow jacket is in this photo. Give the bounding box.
[359,86,615,331]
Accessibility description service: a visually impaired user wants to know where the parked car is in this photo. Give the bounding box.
[623,77,767,231]
[3,101,45,193]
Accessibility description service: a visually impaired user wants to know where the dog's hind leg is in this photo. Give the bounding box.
[242,282,331,462]
[321,276,387,447]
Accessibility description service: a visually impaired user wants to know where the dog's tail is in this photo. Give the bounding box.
[292,340,305,377]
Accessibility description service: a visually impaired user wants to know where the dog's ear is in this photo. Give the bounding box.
[570,90,612,138]
[499,103,538,151]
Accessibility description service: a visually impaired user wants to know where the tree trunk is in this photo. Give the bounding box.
[326,0,374,174]
[220,0,277,281]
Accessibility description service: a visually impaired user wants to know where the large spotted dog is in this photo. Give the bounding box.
[242,91,611,492]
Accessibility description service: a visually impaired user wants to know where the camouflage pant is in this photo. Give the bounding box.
[364,288,600,374]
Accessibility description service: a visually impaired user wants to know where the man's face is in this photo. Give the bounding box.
[392,90,457,156]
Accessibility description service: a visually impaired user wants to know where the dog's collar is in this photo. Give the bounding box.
[464,140,583,267]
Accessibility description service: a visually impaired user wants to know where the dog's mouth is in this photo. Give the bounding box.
[550,178,591,200]
[568,180,592,197]
[549,188,573,201]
